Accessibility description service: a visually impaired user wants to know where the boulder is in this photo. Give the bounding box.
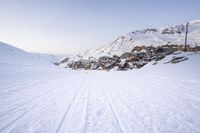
[117,62,129,70]
[131,46,145,53]
[54,57,70,65]
[120,52,131,59]
[112,55,121,63]
[155,54,165,61]
[98,56,117,70]
[161,28,175,34]
[90,62,99,70]
[156,47,164,53]
[128,55,140,62]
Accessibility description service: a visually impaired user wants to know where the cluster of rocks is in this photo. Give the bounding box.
[56,45,200,71]
[161,25,184,34]
[54,57,69,65]
[132,29,157,34]
[164,56,188,64]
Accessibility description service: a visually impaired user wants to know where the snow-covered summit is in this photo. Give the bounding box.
[68,19,200,61]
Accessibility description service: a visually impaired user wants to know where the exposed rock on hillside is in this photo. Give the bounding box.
[56,19,200,70]
[56,45,200,71]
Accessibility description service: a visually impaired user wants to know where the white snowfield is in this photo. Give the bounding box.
[0,42,60,66]
[0,42,200,133]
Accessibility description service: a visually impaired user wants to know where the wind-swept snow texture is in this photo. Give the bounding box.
[0,42,59,66]
[0,42,200,133]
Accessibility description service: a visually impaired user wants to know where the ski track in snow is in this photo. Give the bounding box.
[0,62,200,133]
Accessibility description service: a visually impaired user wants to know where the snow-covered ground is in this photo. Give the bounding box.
[0,42,60,66]
[0,42,200,133]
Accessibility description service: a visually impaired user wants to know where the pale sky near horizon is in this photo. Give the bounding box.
[0,0,199,54]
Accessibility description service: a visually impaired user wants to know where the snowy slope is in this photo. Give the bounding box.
[68,19,200,61]
[0,51,200,133]
[0,41,60,66]
[0,20,200,133]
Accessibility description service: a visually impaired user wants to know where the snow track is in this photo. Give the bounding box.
[96,78,125,133]
[55,77,87,133]
[0,61,200,133]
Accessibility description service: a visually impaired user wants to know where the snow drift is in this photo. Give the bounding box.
[0,41,59,66]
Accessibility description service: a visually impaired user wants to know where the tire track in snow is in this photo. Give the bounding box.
[101,74,163,132]
[83,76,121,133]
[83,77,105,133]
[103,77,159,132]
[103,73,199,132]
[0,111,28,132]
[0,86,60,118]
[0,76,81,118]
[95,77,125,133]
[0,77,57,91]
[83,88,90,133]
[0,76,86,133]
[0,104,37,133]
[0,78,78,133]
[97,75,160,133]
[55,77,87,133]
[0,67,71,91]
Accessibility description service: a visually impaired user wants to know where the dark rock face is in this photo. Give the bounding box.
[67,59,96,70]
[131,46,145,52]
[164,56,188,64]
[117,61,131,71]
[120,52,131,59]
[161,25,184,34]
[128,55,140,62]
[54,57,70,65]
[98,56,118,70]
[155,55,165,61]
[57,45,199,71]
[132,29,157,34]
[161,29,175,34]
[112,55,121,62]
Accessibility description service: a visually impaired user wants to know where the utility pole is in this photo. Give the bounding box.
[184,22,189,51]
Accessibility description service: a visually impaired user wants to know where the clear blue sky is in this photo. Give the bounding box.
[0,0,199,54]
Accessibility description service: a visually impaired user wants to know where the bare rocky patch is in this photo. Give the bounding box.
[56,45,200,71]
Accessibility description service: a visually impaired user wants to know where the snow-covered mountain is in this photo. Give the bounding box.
[1,47,200,133]
[0,21,200,133]
[0,41,60,66]
[67,19,200,61]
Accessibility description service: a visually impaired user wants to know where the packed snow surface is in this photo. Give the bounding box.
[0,42,200,132]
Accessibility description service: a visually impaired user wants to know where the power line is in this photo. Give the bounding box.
[76,0,153,29]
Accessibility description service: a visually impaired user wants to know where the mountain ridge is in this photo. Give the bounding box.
[57,19,200,70]
[0,41,60,66]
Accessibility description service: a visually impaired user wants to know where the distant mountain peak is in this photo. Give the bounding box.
[58,19,200,70]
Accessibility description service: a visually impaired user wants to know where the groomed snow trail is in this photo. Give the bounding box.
[0,60,200,133]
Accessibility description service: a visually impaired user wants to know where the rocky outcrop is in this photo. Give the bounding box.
[57,45,200,71]
[161,25,184,34]
[67,59,99,70]
[164,56,188,64]
[54,57,69,65]
[98,56,117,70]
